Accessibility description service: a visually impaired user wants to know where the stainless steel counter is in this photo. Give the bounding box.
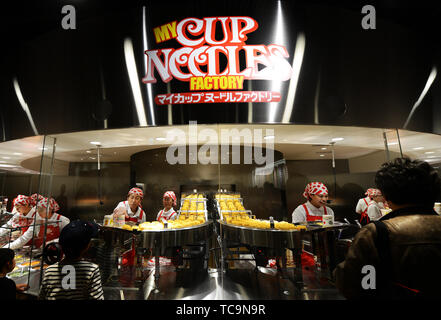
[102,262,344,300]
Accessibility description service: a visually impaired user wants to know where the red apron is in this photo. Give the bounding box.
[301,204,328,267]
[303,203,327,221]
[157,209,177,222]
[359,198,370,225]
[14,211,36,229]
[125,209,144,224]
[22,214,62,248]
[122,206,144,267]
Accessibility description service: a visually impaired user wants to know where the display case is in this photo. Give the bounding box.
[2,123,440,300]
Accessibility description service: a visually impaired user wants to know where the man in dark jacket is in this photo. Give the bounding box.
[334,157,441,299]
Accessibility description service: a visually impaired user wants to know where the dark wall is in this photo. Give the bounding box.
[0,172,39,211]
[131,147,286,221]
[285,159,377,223]
[1,162,129,223]
[0,1,440,141]
[3,152,441,224]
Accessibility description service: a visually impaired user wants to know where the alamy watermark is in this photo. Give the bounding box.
[165,121,275,170]
[61,5,76,30]
[361,265,376,290]
[361,5,376,30]
[61,265,76,289]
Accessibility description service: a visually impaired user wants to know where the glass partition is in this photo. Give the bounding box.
[3,124,441,299]
[214,125,392,224]
[9,124,421,231]
[0,135,51,296]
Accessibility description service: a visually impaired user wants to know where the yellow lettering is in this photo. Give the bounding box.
[190,75,246,91]
[190,77,198,91]
[167,21,177,38]
[219,76,228,90]
[228,76,236,89]
[153,25,170,43]
[196,77,204,90]
[235,76,244,89]
[204,77,212,90]
[212,77,220,90]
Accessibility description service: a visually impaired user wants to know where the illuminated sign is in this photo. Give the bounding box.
[143,17,292,105]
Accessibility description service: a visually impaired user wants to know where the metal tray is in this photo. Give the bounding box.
[137,221,213,248]
[99,222,213,248]
[303,221,350,232]
[218,220,304,249]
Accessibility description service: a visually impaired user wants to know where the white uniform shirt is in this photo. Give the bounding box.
[0,207,36,237]
[114,201,146,223]
[156,208,177,222]
[2,210,69,250]
[366,201,383,221]
[356,197,371,214]
[356,197,385,214]
[292,201,335,224]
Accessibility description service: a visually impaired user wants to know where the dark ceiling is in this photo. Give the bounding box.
[0,0,440,141]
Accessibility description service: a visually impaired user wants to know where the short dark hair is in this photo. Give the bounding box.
[375,157,440,206]
[59,220,98,259]
[0,248,15,270]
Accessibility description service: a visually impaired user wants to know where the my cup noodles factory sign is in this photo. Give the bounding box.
[142,17,293,105]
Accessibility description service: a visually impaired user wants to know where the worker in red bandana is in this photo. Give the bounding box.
[156,191,178,222]
[0,195,36,247]
[2,197,69,250]
[112,188,146,267]
[356,188,375,215]
[356,188,385,225]
[292,182,334,223]
[145,191,178,268]
[291,182,335,268]
[113,187,146,224]
[32,198,70,248]
[365,189,384,223]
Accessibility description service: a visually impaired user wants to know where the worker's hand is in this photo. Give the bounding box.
[16,284,29,292]
[113,207,129,219]
[11,230,21,241]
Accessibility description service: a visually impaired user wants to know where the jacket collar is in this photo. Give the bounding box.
[380,205,438,221]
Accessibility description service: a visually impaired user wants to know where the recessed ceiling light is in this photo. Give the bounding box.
[38,147,48,151]
[425,151,435,154]
[155,137,166,141]
[331,137,344,142]
[86,150,92,154]
[413,147,424,150]
[90,157,96,160]
[321,147,327,150]
[90,141,101,145]
[13,153,22,156]
[264,135,275,140]
[320,154,325,157]
[388,142,398,146]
